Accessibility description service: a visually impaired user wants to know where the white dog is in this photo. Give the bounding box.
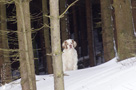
[62,39,78,72]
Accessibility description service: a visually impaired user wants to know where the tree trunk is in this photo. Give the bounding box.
[32,36,39,75]
[0,2,12,84]
[60,0,69,42]
[132,0,136,31]
[113,0,136,61]
[39,30,47,73]
[15,0,36,90]
[100,0,115,61]
[79,5,88,59]
[42,0,53,74]
[72,6,79,55]
[85,0,95,66]
[49,0,65,90]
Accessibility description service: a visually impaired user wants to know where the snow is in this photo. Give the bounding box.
[1,57,136,90]
[113,38,118,58]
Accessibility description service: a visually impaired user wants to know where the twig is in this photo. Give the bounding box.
[31,24,50,33]
[59,0,79,18]
[0,48,19,52]
[44,14,51,18]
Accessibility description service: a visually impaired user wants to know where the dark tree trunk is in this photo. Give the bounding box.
[0,2,12,84]
[113,0,136,61]
[60,0,69,42]
[39,30,47,73]
[42,0,53,74]
[100,0,115,61]
[85,0,95,66]
[72,4,79,56]
[32,37,39,75]
[132,0,136,31]
[79,4,88,58]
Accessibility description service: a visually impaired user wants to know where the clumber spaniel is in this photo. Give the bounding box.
[62,39,78,72]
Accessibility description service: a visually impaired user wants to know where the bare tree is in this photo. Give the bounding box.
[49,0,65,90]
[15,0,36,90]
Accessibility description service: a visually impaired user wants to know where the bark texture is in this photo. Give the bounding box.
[100,0,115,61]
[0,2,12,84]
[113,0,136,61]
[49,0,65,90]
[132,0,136,31]
[15,0,36,90]
[42,0,53,74]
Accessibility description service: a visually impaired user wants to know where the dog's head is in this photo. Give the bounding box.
[62,39,77,49]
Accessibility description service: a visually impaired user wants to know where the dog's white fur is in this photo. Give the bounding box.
[62,39,78,72]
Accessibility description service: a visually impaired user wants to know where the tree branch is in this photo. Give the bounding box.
[59,0,79,18]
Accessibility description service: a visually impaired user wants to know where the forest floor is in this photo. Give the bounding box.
[1,57,136,90]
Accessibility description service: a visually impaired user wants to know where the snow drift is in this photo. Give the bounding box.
[1,57,136,90]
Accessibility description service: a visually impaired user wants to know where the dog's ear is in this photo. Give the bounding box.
[62,41,68,49]
[72,40,77,48]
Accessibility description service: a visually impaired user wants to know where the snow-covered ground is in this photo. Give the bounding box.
[1,57,136,90]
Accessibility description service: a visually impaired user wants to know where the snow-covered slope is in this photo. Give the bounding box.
[1,57,136,90]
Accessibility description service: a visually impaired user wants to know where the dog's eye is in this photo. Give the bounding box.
[65,41,68,45]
